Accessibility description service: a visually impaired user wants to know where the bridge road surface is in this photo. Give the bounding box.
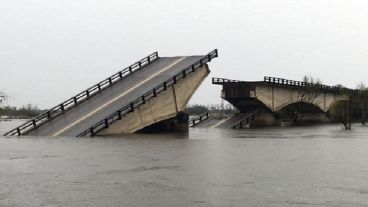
[27,56,204,137]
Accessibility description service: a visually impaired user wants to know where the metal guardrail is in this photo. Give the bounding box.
[232,110,260,129]
[78,49,218,137]
[264,76,356,93]
[212,77,241,84]
[189,112,210,127]
[4,52,159,136]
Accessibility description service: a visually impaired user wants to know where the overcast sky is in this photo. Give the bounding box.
[1,0,368,108]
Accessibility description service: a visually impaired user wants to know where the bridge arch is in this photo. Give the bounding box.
[275,101,325,114]
[254,84,348,113]
[274,101,325,113]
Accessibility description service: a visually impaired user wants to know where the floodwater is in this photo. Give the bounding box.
[1,120,368,207]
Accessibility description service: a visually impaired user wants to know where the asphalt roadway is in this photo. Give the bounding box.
[27,55,204,137]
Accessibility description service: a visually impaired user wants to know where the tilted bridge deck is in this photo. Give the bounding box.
[5,50,218,137]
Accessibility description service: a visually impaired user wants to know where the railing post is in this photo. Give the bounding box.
[60,104,64,111]
[153,88,157,97]
[90,127,95,136]
[73,97,78,104]
[182,70,186,78]
[142,96,145,104]
[163,82,167,90]
[200,59,203,67]
[104,119,109,128]
[130,102,134,112]
[173,76,177,84]
[129,66,132,73]
[32,119,36,127]
[86,90,90,98]
[109,78,112,85]
[118,72,123,78]
[192,65,195,72]
[17,128,21,136]
[138,62,142,68]
[147,56,151,63]
[47,111,51,120]
[117,111,122,120]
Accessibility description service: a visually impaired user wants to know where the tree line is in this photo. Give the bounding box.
[0,93,44,119]
[185,104,238,116]
[1,104,45,119]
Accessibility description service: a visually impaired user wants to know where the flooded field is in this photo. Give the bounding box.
[1,120,368,206]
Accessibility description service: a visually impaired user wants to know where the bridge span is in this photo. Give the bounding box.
[207,76,355,128]
[5,50,218,137]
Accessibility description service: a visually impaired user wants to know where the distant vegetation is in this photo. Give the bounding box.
[1,104,44,119]
[185,104,238,116]
[0,91,45,119]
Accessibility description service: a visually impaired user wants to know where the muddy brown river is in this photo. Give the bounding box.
[1,120,367,206]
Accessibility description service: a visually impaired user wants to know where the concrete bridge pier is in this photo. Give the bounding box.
[248,112,330,126]
[249,113,280,127]
[138,112,189,133]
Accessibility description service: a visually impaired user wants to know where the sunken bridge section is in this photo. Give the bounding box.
[5,50,218,137]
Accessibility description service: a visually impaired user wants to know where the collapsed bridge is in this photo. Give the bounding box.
[5,50,218,137]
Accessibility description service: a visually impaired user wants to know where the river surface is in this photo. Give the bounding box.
[0,120,368,207]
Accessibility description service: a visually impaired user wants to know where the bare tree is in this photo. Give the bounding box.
[292,75,322,124]
[329,98,352,130]
[0,92,7,119]
[0,92,6,104]
[355,83,368,125]
[298,75,322,102]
